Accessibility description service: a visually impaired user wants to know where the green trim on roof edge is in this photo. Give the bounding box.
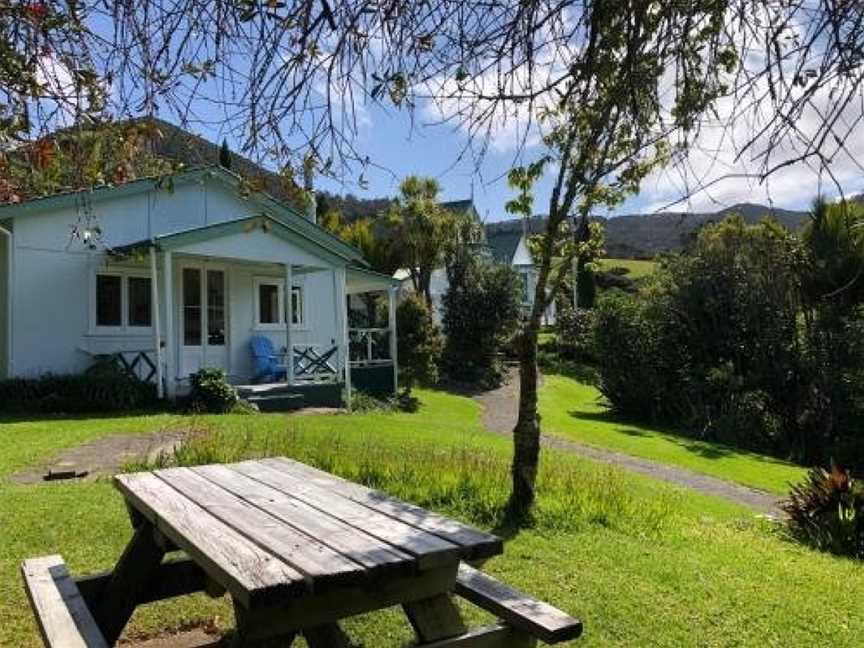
[111,213,363,267]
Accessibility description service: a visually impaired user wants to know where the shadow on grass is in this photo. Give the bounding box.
[0,408,176,425]
[566,407,797,469]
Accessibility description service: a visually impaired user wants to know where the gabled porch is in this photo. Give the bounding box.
[92,215,398,409]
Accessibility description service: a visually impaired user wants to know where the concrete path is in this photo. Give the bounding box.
[473,370,782,515]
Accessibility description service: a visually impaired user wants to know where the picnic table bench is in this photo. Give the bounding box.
[21,457,582,647]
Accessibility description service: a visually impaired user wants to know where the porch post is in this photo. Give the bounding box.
[285,263,294,385]
[149,245,164,399]
[334,266,351,407]
[162,251,175,398]
[388,286,399,395]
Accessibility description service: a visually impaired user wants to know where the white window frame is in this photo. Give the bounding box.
[92,269,154,334]
[253,276,305,330]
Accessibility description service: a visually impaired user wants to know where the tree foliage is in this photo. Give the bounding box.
[595,212,864,468]
[387,176,466,307]
[396,294,443,391]
[441,253,522,390]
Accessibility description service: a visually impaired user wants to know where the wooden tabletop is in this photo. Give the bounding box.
[115,457,503,609]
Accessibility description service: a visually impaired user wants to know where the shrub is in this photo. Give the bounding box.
[396,294,443,389]
[595,217,806,456]
[555,306,597,362]
[188,368,238,413]
[441,255,521,389]
[783,464,864,559]
[0,361,158,413]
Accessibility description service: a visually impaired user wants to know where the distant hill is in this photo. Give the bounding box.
[484,203,811,258]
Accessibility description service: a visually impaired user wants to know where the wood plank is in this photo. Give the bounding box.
[455,564,583,644]
[403,594,466,642]
[193,464,412,577]
[231,564,458,641]
[21,555,109,648]
[154,467,366,591]
[76,558,208,608]
[263,457,503,559]
[231,460,460,570]
[91,522,166,644]
[419,624,537,648]
[115,472,304,608]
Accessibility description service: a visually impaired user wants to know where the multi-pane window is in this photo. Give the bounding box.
[254,278,304,328]
[183,268,202,346]
[258,283,281,325]
[96,275,123,327]
[95,273,152,329]
[291,286,303,326]
[127,277,153,327]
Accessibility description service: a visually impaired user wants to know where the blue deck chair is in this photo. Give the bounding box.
[250,335,287,383]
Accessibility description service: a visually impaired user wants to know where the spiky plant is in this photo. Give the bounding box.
[783,463,864,558]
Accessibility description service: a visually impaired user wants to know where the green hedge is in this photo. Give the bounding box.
[0,364,158,414]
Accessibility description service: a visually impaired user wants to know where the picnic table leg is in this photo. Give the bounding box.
[403,594,467,643]
[231,599,296,647]
[303,623,352,647]
[91,521,167,645]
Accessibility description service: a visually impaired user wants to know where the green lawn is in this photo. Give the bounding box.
[1,390,860,647]
[539,375,807,495]
[598,257,657,279]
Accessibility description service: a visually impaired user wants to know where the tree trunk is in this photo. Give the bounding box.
[510,318,542,517]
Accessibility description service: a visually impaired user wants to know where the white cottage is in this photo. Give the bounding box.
[0,166,398,408]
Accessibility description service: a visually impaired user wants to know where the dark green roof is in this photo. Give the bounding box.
[441,199,479,219]
[485,230,523,264]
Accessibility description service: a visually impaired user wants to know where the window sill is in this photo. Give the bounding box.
[88,329,154,337]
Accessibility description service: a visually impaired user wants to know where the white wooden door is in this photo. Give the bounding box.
[180,265,228,377]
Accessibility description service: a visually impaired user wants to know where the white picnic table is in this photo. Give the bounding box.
[22,457,582,647]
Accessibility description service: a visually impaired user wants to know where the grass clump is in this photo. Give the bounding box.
[136,418,680,539]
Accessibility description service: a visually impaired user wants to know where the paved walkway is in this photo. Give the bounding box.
[473,370,781,515]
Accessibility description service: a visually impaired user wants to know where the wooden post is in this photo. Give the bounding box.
[571,256,578,309]
[388,286,398,395]
[149,246,164,399]
[285,263,294,385]
[163,251,175,398]
[333,267,351,407]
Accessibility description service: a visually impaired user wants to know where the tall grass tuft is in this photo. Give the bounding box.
[129,420,680,539]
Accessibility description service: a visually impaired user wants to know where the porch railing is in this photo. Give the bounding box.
[349,328,393,366]
[93,349,159,384]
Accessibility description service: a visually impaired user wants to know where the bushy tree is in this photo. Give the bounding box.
[595,214,864,466]
[441,253,522,389]
[388,176,466,308]
[396,295,443,391]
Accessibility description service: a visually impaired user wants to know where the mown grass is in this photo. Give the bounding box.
[539,375,807,495]
[598,257,657,279]
[1,389,860,646]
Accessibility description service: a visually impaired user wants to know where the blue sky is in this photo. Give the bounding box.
[193,96,862,223]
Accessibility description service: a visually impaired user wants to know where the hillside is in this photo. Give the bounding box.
[484,203,811,258]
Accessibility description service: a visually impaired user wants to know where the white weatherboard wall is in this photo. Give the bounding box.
[0,230,8,377]
[7,175,343,382]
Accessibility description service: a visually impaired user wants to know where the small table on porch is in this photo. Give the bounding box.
[91,457,509,646]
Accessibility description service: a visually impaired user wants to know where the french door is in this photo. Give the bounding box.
[180,265,228,377]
